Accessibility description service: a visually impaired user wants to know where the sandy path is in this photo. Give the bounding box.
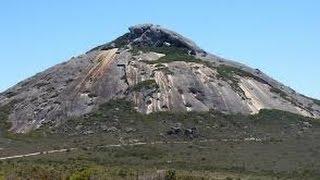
[0,138,264,160]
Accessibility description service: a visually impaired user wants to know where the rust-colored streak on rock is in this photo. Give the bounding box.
[76,48,118,93]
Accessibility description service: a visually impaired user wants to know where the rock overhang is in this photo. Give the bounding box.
[128,24,207,56]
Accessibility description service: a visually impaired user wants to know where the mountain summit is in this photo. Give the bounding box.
[90,24,207,56]
[1,24,319,133]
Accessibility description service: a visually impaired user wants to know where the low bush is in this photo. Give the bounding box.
[130,79,159,92]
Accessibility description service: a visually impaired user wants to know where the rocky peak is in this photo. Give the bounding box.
[90,24,207,56]
[128,24,207,56]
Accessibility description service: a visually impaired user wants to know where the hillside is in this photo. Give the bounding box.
[0,24,319,133]
[0,100,320,179]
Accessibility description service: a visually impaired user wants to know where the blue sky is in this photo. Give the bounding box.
[0,1,319,99]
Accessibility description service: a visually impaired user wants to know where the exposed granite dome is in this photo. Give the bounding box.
[1,24,320,133]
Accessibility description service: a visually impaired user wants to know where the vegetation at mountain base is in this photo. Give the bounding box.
[0,101,47,140]
[0,99,320,179]
[0,141,319,179]
[0,104,12,132]
[0,101,18,137]
[2,99,319,141]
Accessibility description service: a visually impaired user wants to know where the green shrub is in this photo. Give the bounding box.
[113,146,164,160]
[69,167,101,180]
[154,65,174,75]
[130,79,159,92]
[165,169,176,180]
[132,46,203,64]
[270,87,288,99]
[216,65,268,85]
[0,101,16,133]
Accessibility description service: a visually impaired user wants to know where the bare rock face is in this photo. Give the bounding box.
[0,24,319,133]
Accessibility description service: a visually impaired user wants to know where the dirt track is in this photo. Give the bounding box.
[0,137,266,161]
